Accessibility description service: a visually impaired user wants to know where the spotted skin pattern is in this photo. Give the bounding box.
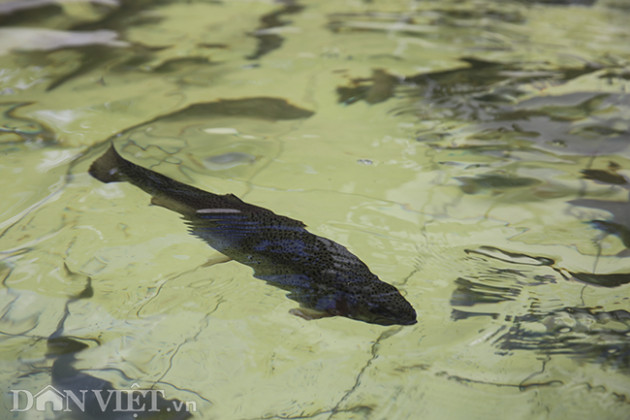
[89,145,417,326]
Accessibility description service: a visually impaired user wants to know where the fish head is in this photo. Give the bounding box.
[358,282,417,326]
[331,277,417,326]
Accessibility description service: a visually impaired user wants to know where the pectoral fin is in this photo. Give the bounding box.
[202,253,232,267]
[289,307,333,321]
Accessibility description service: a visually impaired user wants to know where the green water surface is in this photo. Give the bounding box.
[1,0,629,419]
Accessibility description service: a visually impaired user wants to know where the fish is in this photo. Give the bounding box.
[89,145,417,326]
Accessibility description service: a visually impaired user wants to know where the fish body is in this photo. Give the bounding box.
[89,145,417,326]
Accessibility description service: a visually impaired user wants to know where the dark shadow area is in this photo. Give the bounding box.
[246,1,304,60]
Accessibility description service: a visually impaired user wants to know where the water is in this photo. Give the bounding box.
[1,0,629,418]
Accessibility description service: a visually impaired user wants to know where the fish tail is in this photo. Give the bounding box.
[88,144,128,183]
[89,144,171,196]
[89,144,211,215]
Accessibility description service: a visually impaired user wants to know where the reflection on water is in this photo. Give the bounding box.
[450,246,630,373]
[0,102,57,143]
[0,0,629,419]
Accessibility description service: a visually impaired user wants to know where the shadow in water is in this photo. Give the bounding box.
[40,267,194,419]
[246,1,304,61]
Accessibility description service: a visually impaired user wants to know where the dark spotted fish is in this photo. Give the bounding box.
[89,145,417,326]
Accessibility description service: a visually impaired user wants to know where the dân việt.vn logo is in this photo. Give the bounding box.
[10,383,196,417]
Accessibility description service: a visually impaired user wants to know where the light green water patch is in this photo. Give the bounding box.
[1,0,629,419]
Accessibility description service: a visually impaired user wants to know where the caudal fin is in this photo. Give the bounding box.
[88,144,126,183]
